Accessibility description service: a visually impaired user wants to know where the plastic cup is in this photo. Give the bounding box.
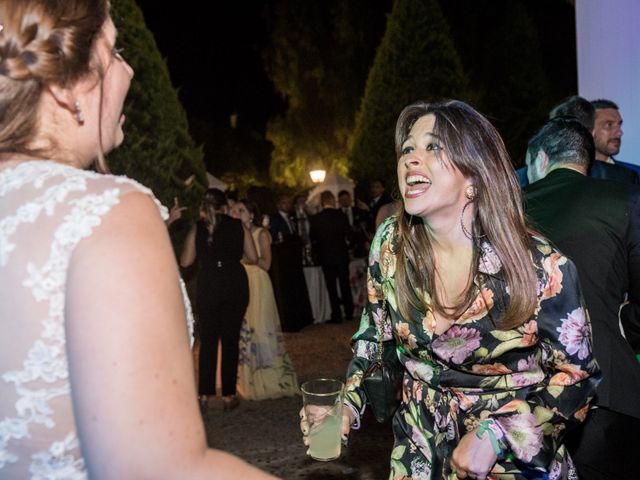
[300,378,344,461]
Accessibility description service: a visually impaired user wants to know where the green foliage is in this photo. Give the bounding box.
[109,0,206,222]
[264,0,385,187]
[349,0,469,185]
[441,0,553,166]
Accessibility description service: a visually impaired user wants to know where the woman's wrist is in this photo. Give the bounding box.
[475,419,505,456]
[343,402,361,430]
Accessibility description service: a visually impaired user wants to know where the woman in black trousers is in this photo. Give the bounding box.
[181,189,257,410]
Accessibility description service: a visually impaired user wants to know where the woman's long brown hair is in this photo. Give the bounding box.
[394,100,537,330]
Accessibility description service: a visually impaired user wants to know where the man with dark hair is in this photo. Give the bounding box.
[268,194,313,331]
[591,98,623,162]
[516,96,639,186]
[589,98,640,183]
[524,117,640,479]
[356,178,393,234]
[549,94,595,129]
[337,189,368,259]
[310,190,353,323]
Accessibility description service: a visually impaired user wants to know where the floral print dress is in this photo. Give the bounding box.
[345,217,601,480]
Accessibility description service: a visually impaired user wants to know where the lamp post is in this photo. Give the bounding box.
[309,169,326,184]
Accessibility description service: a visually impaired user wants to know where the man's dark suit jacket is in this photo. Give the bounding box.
[269,211,294,241]
[267,211,313,331]
[342,206,369,258]
[309,208,350,267]
[516,160,640,188]
[367,193,393,233]
[590,160,640,184]
[523,168,640,419]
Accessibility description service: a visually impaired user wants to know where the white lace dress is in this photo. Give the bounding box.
[0,160,194,479]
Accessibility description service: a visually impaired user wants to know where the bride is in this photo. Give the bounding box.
[0,0,275,477]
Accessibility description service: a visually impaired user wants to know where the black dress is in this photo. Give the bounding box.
[195,215,248,396]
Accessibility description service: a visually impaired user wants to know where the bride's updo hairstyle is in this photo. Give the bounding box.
[0,0,108,159]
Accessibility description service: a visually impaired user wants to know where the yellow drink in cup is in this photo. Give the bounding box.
[301,379,344,461]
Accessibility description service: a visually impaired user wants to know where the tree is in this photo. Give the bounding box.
[349,0,469,185]
[441,0,553,166]
[109,0,207,219]
[264,0,388,187]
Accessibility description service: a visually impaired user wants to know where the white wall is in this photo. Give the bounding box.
[576,0,640,165]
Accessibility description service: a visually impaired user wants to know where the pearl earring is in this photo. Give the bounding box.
[74,101,85,125]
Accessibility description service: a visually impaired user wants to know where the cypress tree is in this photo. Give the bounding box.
[108,0,206,216]
[349,0,468,186]
[264,0,386,187]
[442,0,552,166]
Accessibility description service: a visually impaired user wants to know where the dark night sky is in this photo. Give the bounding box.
[136,1,576,138]
[136,1,288,132]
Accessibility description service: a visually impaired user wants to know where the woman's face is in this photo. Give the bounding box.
[397,114,470,222]
[230,202,252,225]
[78,17,134,155]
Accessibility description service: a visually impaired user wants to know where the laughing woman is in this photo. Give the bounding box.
[340,100,600,480]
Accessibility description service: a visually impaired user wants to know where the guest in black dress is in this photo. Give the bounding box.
[181,188,257,410]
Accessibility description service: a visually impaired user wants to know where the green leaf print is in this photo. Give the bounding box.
[487,338,523,358]
[533,406,554,424]
[490,329,521,342]
[391,445,406,460]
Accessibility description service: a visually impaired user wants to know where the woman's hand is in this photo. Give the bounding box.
[450,429,498,479]
[166,197,187,227]
[299,405,355,451]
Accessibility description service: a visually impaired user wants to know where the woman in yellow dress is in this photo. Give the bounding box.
[231,200,299,399]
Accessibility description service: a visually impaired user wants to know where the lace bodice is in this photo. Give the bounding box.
[0,161,194,478]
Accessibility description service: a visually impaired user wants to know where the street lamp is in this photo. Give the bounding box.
[309,169,326,183]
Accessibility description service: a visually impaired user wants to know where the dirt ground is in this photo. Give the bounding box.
[202,320,394,479]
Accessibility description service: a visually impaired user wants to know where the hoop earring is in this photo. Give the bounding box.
[460,185,485,240]
[75,101,85,125]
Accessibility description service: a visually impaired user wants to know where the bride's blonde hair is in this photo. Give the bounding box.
[0,0,110,170]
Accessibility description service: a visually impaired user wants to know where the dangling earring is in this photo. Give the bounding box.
[74,100,85,125]
[460,184,485,240]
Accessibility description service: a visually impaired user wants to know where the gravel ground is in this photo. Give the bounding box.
[202,320,394,479]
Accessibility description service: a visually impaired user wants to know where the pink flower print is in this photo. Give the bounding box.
[432,326,481,364]
[405,359,434,384]
[541,253,567,300]
[549,362,589,386]
[411,424,429,451]
[521,320,538,347]
[499,413,543,462]
[366,271,383,303]
[396,322,418,350]
[511,355,544,387]
[478,242,502,275]
[471,363,511,375]
[379,241,397,279]
[459,288,494,323]
[422,310,437,334]
[556,308,590,360]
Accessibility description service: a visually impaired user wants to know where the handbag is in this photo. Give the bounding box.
[362,298,403,423]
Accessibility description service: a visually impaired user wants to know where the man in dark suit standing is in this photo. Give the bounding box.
[338,190,368,259]
[357,178,393,235]
[524,117,640,479]
[310,190,354,323]
[268,194,313,332]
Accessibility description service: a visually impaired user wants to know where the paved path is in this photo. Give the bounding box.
[202,321,394,479]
